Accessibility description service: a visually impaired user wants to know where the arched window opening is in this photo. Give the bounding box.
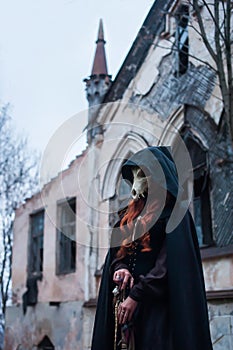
[118,177,131,203]
[181,128,213,246]
[109,155,133,228]
[173,3,189,77]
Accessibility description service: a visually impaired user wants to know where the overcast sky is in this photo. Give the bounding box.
[0,0,154,154]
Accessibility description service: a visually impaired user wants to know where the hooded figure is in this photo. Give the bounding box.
[91,146,213,350]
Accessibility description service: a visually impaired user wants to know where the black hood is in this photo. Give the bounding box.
[121,146,179,199]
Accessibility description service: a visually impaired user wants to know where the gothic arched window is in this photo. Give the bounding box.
[108,156,132,228]
[181,128,213,246]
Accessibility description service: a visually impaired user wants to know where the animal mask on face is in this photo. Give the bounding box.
[131,166,149,201]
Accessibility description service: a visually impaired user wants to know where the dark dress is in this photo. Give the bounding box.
[111,216,173,350]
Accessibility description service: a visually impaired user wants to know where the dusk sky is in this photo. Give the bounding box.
[0,0,154,155]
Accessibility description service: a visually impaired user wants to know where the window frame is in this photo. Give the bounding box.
[181,128,213,247]
[28,209,45,276]
[56,197,76,275]
[174,3,189,76]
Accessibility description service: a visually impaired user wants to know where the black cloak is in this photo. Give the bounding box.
[91,146,213,350]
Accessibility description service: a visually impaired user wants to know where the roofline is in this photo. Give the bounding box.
[103,0,173,103]
[16,147,88,210]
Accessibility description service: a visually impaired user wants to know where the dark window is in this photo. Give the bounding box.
[117,153,133,205]
[193,172,213,246]
[109,157,133,228]
[193,197,203,245]
[37,335,55,350]
[118,177,131,200]
[181,129,213,246]
[29,210,44,274]
[174,4,189,76]
[56,198,76,274]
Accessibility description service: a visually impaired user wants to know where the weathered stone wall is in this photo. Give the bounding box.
[130,55,216,121]
[185,105,233,247]
[209,300,233,350]
[11,152,90,306]
[5,150,96,349]
[4,301,88,350]
[127,39,233,247]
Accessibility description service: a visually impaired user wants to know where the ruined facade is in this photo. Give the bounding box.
[4,1,233,349]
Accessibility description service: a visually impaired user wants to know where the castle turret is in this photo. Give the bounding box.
[84,19,112,143]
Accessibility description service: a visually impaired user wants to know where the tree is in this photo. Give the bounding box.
[176,1,233,142]
[191,0,233,143]
[159,1,233,144]
[0,105,39,348]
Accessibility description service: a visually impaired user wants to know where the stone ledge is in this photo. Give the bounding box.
[206,289,233,301]
[201,245,233,260]
[83,298,97,308]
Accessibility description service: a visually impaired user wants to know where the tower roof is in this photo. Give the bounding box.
[91,19,108,76]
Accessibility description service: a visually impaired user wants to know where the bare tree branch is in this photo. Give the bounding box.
[154,39,218,72]
[202,0,226,42]
[193,0,217,60]
[181,1,232,141]
[0,106,39,339]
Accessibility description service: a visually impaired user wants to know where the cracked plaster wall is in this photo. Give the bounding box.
[209,301,233,350]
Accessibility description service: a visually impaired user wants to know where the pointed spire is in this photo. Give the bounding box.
[96,18,105,43]
[91,19,108,76]
[84,19,112,143]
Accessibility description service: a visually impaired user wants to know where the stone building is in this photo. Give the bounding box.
[4,1,233,349]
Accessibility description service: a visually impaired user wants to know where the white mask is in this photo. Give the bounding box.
[131,166,148,201]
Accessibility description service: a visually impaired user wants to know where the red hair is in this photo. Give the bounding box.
[116,185,168,259]
[117,198,152,259]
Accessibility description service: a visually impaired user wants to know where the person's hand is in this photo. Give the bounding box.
[113,269,134,290]
[118,296,138,324]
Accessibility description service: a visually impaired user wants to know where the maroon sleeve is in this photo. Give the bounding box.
[129,239,168,302]
[112,261,129,272]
